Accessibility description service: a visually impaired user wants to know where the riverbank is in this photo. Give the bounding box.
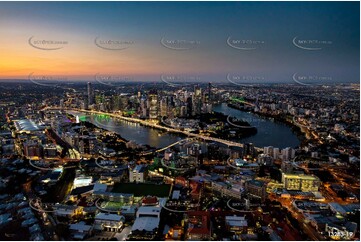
[226,102,307,146]
[213,103,301,148]
[65,108,250,149]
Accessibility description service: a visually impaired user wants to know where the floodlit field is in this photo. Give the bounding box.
[101,201,126,210]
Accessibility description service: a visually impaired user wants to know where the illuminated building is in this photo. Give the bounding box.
[141,196,158,206]
[92,191,134,203]
[54,205,83,218]
[281,147,295,161]
[164,150,173,161]
[281,160,294,173]
[94,213,125,232]
[243,143,255,157]
[42,143,57,158]
[14,119,43,133]
[187,143,202,156]
[282,173,320,192]
[160,96,168,117]
[211,181,243,200]
[87,82,93,106]
[264,146,274,157]
[39,167,63,184]
[180,105,187,117]
[23,140,41,158]
[73,176,93,189]
[129,165,147,183]
[148,90,158,119]
[78,135,98,155]
[192,86,202,116]
[185,211,211,240]
[131,206,162,238]
[207,82,212,102]
[165,226,183,240]
[245,180,267,202]
[257,154,273,166]
[225,215,248,232]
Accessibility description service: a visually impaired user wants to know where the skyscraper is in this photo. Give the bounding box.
[207,82,212,103]
[148,90,158,119]
[160,96,168,117]
[192,85,202,116]
[87,82,93,106]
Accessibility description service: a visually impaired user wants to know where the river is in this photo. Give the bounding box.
[213,103,300,148]
[68,104,300,149]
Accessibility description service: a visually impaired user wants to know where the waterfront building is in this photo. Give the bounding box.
[264,146,273,157]
[281,147,295,161]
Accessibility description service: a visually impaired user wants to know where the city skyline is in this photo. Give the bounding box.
[0,1,359,241]
[0,1,359,83]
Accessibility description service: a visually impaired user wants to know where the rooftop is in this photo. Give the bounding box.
[133,164,146,173]
[69,221,93,232]
[248,180,265,187]
[137,206,161,216]
[225,216,248,227]
[283,173,320,180]
[131,216,160,232]
[14,119,43,132]
[95,213,124,222]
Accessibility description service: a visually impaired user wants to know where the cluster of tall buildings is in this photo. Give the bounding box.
[81,83,215,119]
[49,113,99,156]
[263,146,296,161]
[23,141,57,159]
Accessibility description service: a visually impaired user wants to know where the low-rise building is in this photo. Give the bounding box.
[42,143,58,158]
[54,205,83,218]
[94,213,125,232]
[225,215,248,232]
[131,206,162,239]
[92,191,134,203]
[185,211,211,240]
[245,180,267,202]
[69,221,93,240]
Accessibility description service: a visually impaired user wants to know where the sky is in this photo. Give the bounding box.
[0,1,359,83]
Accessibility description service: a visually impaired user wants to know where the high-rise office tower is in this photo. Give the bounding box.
[148,90,158,119]
[208,82,212,102]
[186,97,193,117]
[192,85,202,116]
[160,96,168,117]
[87,82,93,106]
[281,147,295,161]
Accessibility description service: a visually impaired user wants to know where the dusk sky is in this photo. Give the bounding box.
[0,1,359,83]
